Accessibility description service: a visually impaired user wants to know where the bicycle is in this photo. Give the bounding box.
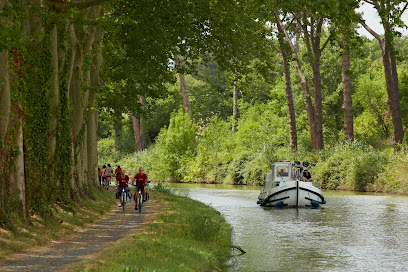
[136,187,143,213]
[104,176,111,190]
[120,187,131,211]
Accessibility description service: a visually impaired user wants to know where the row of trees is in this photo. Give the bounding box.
[0,0,109,224]
[102,0,408,153]
[1,0,408,224]
[0,0,270,225]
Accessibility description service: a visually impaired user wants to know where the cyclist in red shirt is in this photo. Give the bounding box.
[133,167,148,210]
[116,170,130,207]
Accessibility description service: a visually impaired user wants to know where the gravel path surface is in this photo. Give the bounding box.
[0,193,159,272]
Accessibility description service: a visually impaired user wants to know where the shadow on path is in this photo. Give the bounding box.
[0,192,158,272]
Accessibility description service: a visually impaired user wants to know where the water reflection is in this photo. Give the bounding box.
[165,184,408,272]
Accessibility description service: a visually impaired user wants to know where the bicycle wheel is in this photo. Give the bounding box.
[122,191,126,211]
[106,177,111,190]
[138,194,142,213]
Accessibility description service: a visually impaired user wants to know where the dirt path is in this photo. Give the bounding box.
[0,194,160,272]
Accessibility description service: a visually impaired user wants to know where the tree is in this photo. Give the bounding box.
[276,21,298,151]
[360,0,407,146]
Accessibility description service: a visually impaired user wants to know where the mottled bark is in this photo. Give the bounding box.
[10,124,26,218]
[0,50,10,148]
[301,15,325,149]
[132,95,146,150]
[0,0,10,145]
[277,23,297,151]
[139,95,146,150]
[68,6,101,191]
[174,54,193,122]
[88,24,104,186]
[232,78,238,134]
[341,37,353,142]
[132,115,140,150]
[69,23,85,192]
[49,24,59,164]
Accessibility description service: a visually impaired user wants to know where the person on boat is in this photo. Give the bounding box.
[302,168,313,182]
[277,168,288,176]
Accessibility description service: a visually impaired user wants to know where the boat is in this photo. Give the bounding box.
[257,161,326,208]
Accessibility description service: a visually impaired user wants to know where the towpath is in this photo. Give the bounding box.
[0,194,160,272]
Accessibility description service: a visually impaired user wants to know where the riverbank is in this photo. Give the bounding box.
[61,185,233,272]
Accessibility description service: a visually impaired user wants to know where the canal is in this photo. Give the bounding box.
[166,183,408,272]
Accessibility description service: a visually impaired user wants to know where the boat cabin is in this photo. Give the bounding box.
[272,162,301,181]
[263,162,302,190]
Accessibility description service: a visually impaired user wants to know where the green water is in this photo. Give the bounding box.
[165,183,408,272]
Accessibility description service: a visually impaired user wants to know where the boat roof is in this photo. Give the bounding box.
[272,161,306,167]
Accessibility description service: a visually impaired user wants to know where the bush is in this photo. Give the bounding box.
[312,141,389,191]
[153,109,197,181]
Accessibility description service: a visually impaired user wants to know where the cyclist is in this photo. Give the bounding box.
[116,170,130,207]
[105,164,113,185]
[133,167,148,210]
[101,165,106,186]
[115,165,122,178]
[98,167,102,186]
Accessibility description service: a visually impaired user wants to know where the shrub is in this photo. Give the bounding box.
[313,141,389,191]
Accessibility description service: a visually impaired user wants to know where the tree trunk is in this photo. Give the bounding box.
[69,23,85,192]
[277,23,297,151]
[132,95,146,150]
[0,0,10,145]
[139,95,146,150]
[132,115,141,150]
[0,24,11,216]
[174,54,193,122]
[88,23,104,186]
[67,6,101,192]
[49,24,59,164]
[232,77,238,134]
[10,124,27,218]
[341,37,354,142]
[275,13,316,149]
[301,16,325,150]
[0,50,10,148]
[360,14,404,146]
[311,42,324,149]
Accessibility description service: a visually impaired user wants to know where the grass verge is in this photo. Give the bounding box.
[0,188,116,260]
[63,186,233,272]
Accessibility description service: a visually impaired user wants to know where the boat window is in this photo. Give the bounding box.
[276,166,289,177]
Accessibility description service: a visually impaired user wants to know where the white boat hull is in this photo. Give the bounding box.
[258,180,326,207]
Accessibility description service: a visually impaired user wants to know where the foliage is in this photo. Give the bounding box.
[186,116,234,182]
[353,62,391,146]
[152,109,197,181]
[312,141,389,190]
[372,150,408,194]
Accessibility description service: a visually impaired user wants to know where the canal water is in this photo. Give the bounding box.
[166,183,408,272]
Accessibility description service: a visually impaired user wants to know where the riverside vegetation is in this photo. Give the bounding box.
[100,110,408,196]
